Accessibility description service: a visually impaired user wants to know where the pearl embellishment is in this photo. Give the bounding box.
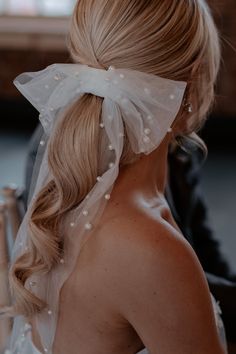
[97,176,102,182]
[170,94,175,100]
[143,136,151,144]
[85,223,93,230]
[82,210,89,216]
[105,194,111,200]
[70,222,75,228]
[60,259,65,264]
[40,140,45,146]
[54,75,61,81]
[108,144,114,151]
[144,128,151,135]
[29,281,36,287]
[100,123,105,128]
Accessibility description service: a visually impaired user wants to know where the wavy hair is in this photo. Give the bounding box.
[9,0,220,316]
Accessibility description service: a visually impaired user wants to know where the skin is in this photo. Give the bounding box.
[46,133,226,354]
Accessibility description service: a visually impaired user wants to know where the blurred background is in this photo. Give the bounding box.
[0,0,235,279]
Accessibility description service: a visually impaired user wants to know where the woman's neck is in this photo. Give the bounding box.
[115,135,171,201]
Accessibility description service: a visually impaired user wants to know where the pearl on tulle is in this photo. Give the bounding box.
[40,140,45,146]
[70,222,75,228]
[144,88,151,95]
[48,310,52,316]
[29,281,37,287]
[144,128,151,135]
[108,65,115,71]
[97,176,102,182]
[108,144,114,151]
[24,323,32,331]
[187,104,193,113]
[167,127,173,133]
[45,84,49,89]
[85,222,93,230]
[82,210,89,216]
[44,348,48,353]
[105,194,111,200]
[60,259,65,264]
[100,122,105,128]
[170,94,175,100]
[143,136,151,144]
[109,162,115,169]
[54,75,61,81]
[119,73,125,79]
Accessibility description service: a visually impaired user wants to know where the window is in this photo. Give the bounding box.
[0,0,75,16]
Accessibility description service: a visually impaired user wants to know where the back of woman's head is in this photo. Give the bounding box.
[10,0,220,317]
[69,0,220,133]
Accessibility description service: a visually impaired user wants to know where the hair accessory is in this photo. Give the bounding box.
[183,97,193,113]
[9,64,187,353]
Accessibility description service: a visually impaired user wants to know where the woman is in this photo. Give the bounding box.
[4,0,226,353]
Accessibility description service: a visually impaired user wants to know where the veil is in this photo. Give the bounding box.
[8,63,187,353]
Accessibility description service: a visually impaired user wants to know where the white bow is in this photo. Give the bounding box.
[14,64,186,155]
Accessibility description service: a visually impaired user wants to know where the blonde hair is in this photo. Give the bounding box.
[10,0,220,316]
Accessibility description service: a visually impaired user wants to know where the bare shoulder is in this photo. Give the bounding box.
[96,208,208,308]
[97,208,200,282]
[96,212,225,354]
